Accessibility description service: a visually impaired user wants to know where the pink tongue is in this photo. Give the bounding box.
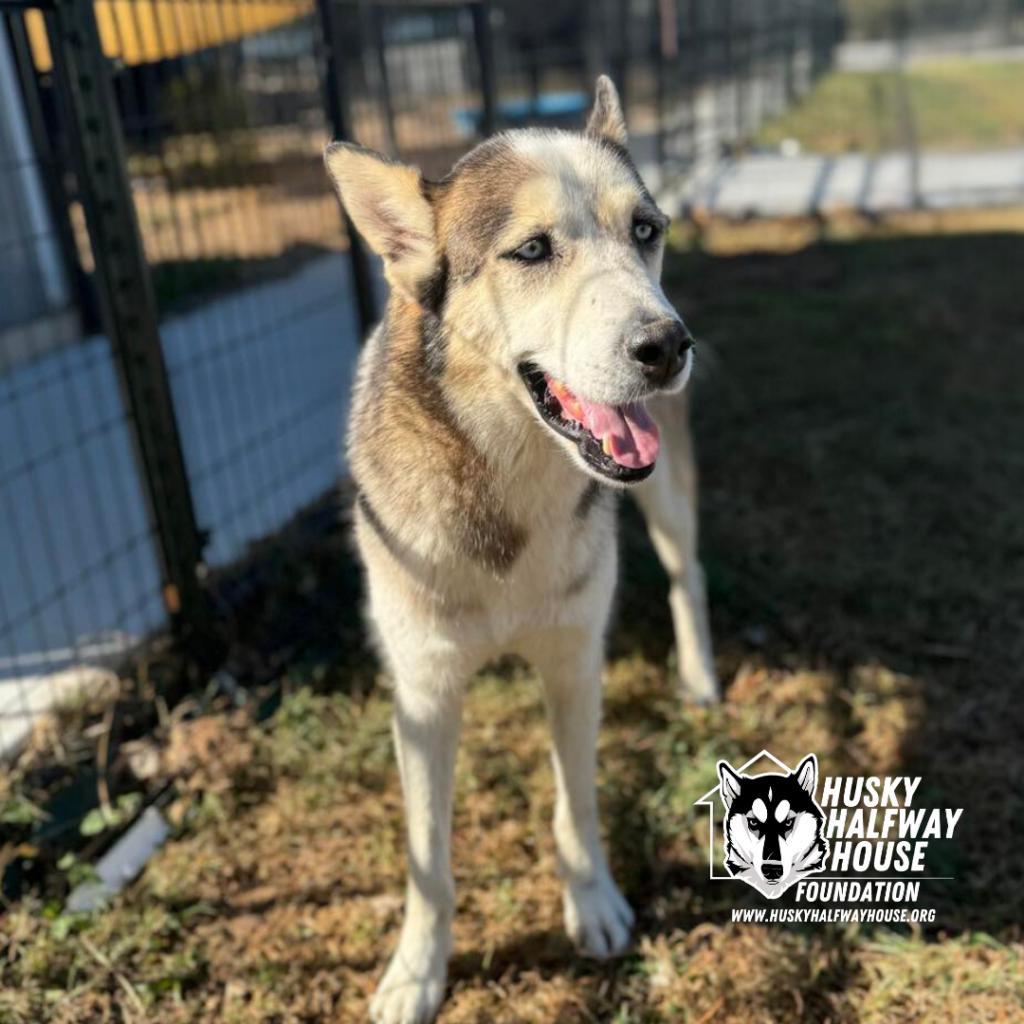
[578,398,660,468]
[546,376,660,468]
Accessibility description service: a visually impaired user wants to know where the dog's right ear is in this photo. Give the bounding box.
[717,760,743,811]
[586,75,627,146]
[324,142,436,293]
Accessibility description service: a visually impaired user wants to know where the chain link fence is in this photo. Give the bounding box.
[1,0,364,757]
[683,0,1024,217]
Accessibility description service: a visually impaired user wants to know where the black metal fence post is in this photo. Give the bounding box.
[722,0,735,140]
[583,0,604,90]
[891,0,922,208]
[42,0,219,663]
[611,0,629,116]
[5,10,98,332]
[470,1,497,137]
[368,2,399,155]
[783,0,797,103]
[317,0,379,337]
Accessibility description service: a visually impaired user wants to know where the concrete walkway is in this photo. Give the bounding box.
[675,147,1024,218]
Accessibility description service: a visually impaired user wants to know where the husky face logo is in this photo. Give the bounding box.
[717,754,828,899]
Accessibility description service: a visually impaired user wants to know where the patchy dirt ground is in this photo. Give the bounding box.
[3,221,1023,1022]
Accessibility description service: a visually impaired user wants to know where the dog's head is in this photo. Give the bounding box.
[717,755,828,899]
[325,77,690,486]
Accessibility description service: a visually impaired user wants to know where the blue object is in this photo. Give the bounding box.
[452,90,588,134]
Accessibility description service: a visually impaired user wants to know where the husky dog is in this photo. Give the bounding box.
[717,755,828,899]
[326,78,716,1024]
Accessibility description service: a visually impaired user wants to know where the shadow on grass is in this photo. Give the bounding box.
[606,230,1024,937]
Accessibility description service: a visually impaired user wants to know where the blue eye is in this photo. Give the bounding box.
[633,220,657,244]
[510,235,552,262]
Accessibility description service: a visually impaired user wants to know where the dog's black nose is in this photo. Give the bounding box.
[628,319,693,386]
[761,863,784,882]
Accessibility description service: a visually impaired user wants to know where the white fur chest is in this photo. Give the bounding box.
[442,448,619,665]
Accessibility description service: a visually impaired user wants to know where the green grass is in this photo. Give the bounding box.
[757,59,1024,153]
[3,226,1024,1022]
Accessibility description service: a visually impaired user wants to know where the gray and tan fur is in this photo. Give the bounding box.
[326,78,717,1024]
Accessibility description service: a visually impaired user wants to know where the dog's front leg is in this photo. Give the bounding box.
[635,395,720,705]
[533,635,634,958]
[371,681,462,1024]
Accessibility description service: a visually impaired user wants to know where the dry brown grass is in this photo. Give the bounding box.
[3,661,1020,1022]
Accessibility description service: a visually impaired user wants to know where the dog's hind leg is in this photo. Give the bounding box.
[531,629,635,958]
[634,394,720,705]
[371,677,463,1024]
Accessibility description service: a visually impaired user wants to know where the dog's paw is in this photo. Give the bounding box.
[370,934,448,1024]
[563,873,635,959]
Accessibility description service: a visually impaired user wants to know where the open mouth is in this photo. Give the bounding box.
[518,363,659,483]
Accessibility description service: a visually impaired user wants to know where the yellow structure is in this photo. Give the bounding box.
[26,0,313,72]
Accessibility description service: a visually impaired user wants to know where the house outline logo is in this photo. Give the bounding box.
[695,749,829,899]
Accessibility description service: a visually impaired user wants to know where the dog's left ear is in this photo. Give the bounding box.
[794,754,818,797]
[586,75,627,146]
[324,141,436,295]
